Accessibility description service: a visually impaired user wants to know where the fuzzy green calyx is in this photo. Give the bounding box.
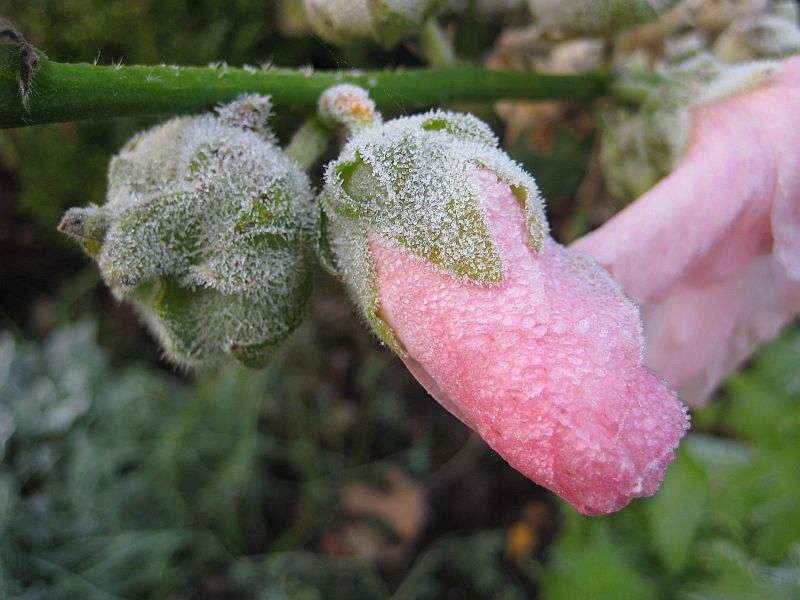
[303,0,445,47]
[318,106,547,350]
[58,96,315,370]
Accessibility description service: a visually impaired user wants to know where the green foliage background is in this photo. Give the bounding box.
[0,1,798,598]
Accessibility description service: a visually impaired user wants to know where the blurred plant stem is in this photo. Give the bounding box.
[0,55,609,128]
[419,20,456,67]
[285,117,333,170]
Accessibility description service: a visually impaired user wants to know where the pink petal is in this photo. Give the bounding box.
[573,57,800,406]
[371,169,689,515]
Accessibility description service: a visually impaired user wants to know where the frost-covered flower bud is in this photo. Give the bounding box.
[318,89,689,515]
[59,96,315,369]
[528,0,679,34]
[304,0,444,47]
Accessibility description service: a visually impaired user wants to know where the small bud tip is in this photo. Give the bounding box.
[319,84,381,132]
[57,209,85,238]
[57,206,109,242]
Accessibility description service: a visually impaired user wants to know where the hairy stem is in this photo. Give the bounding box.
[0,56,608,129]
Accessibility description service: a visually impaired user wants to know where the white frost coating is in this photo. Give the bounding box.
[60,96,315,369]
[303,0,444,46]
[318,108,548,350]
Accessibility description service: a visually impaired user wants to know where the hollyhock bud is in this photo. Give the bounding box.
[318,87,689,515]
[573,57,800,406]
[59,96,315,369]
[303,0,444,47]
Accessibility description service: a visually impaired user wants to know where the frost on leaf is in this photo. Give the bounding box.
[58,96,316,370]
[318,108,548,350]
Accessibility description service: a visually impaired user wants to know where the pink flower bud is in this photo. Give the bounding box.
[319,103,688,514]
[319,102,689,514]
[368,168,689,515]
[573,57,800,406]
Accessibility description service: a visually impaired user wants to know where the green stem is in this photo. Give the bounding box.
[284,117,333,171]
[0,56,609,129]
[419,20,456,67]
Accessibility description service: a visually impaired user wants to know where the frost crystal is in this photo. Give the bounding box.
[318,108,548,350]
[59,96,315,369]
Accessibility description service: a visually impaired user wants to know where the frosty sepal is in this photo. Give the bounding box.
[303,0,445,47]
[318,104,547,351]
[58,95,315,369]
[528,0,678,34]
[602,54,778,202]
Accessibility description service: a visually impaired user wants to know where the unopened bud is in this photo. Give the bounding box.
[318,98,547,349]
[59,96,315,369]
[317,85,688,514]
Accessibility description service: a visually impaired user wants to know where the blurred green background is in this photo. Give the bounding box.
[1,1,799,598]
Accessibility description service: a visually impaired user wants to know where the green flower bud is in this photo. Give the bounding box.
[317,88,547,350]
[304,0,445,47]
[59,96,315,369]
[528,0,678,34]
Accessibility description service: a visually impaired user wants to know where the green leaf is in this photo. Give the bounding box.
[646,445,710,574]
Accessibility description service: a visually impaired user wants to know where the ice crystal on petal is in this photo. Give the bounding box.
[59,96,315,369]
